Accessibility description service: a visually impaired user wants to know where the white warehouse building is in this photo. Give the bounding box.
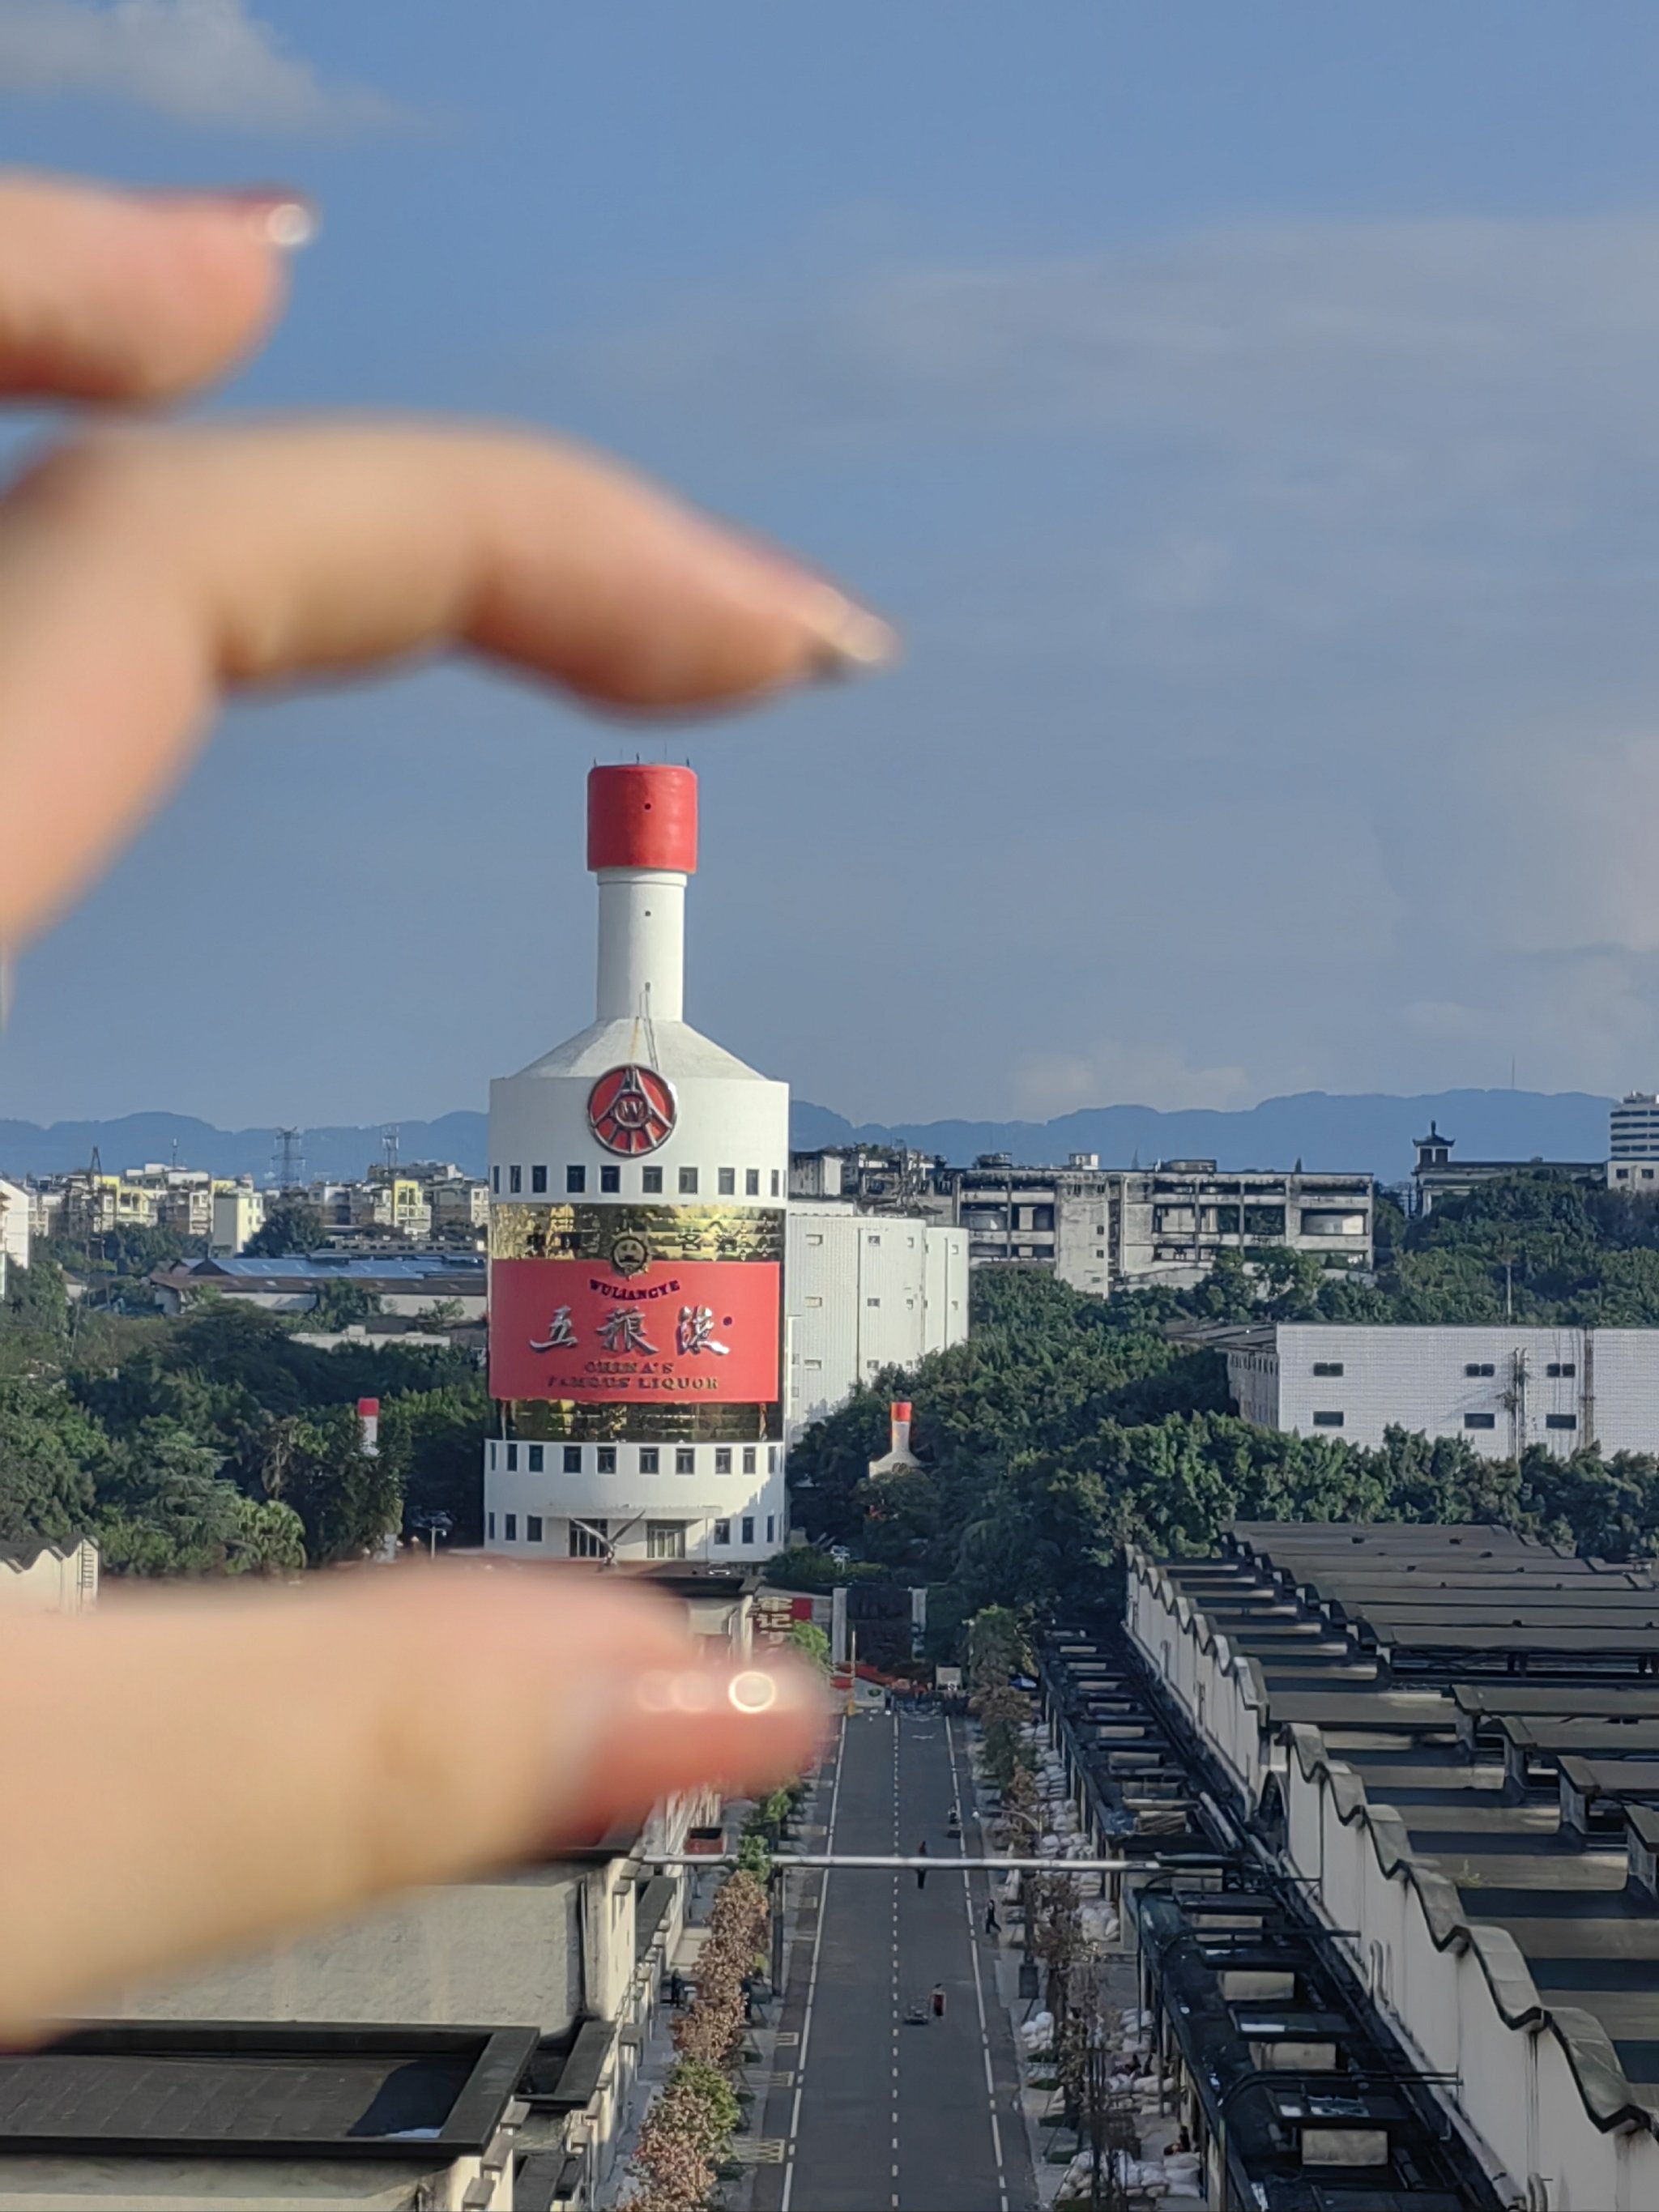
[787,1207,969,1434]
[1230,1322,1659,1458]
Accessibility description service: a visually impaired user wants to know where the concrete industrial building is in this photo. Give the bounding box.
[150,1251,487,1319]
[1228,1321,1659,1458]
[0,1539,97,1614]
[786,1205,968,1432]
[1126,1524,1659,2210]
[483,766,787,1566]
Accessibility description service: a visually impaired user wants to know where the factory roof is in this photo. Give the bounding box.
[0,2022,535,2160]
[166,1252,484,1281]
[1145,1521,1659,2144]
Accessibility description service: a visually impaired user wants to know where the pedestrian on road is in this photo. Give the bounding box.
[984,1899,1000,1936]
[931,1983,947,2018]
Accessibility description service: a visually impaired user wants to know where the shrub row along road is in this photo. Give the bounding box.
[756,1709,1035,2212]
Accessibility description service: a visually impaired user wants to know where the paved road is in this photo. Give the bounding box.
[757,1710,1034,2212]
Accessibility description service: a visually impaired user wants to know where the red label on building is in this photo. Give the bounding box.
[490,1258,781,1404]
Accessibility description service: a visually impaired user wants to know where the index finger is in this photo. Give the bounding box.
[0,173,299,399]
[0,1570,824,2036]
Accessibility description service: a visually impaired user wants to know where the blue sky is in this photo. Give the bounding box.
[6,2,1659,1127]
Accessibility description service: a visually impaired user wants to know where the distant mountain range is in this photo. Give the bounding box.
[0,1089,1621,1187]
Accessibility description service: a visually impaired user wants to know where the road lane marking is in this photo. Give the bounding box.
[947,1714,1012,2212]
[779,1713,847,2212]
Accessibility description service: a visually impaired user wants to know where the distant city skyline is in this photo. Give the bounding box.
[8,6,1659,1125]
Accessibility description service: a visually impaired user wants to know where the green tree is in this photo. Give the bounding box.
[0,1381,99,1545]
[247,1405,402,1565]
[381,1380,488,1547]
[306,1281,382,1332]
[785,1619,831,1674]
[245,1201,326,1259]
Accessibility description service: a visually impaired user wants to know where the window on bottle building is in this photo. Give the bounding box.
[487,1511,496,1540]
[491,1166,499,1194]
[639,1447,659,1474]
[713,1519,731,1545]
[766,1515,775,1543]
[505,1443,518,1471]
[600,1165,621,1193]
[745,1169,760,1196]
[531,1166,547,1194]
[742,1447,757,1475]
[676,1447,695,1474]
[646,1522,686,1561]
[526,1515,543,1543]
[719,1167,736,1196]
[642,1167,663,1195]
[770,1170,781,1196]
[1465,1412,1497,1430]
[563,1445,582,1473]
[1546,1413,1577,1430]
[740,1516,754,1545]
[504,1514,517,1541]
[679,1166,699,1195]
[566,1165,586,1194]
[715,1447,731,1474]
[597,1447,616,1473]
[527,1444,544,1473]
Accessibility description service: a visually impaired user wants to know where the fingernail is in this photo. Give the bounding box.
[557,1660,825,1835]
[795,585,901,680]
[145,188,320,252]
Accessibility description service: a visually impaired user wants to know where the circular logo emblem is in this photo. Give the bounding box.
[609,1231,650,1277]
[587,1063,676,1157]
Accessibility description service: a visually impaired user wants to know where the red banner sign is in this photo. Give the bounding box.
[490,1258,781,1404]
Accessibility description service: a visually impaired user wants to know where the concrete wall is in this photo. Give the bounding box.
[1261,1323,1659,1459]
[787,1209,969,1434]
[0,1541,98,1615]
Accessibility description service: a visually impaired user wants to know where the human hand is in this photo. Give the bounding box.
[0,172,870,2034]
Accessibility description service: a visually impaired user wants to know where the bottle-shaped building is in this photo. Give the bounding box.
[483,765,789,1563]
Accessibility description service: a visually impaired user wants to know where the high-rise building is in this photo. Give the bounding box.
[1612,1090,1659,1160]
[483,767,788,1565]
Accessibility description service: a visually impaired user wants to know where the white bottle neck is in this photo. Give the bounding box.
[595,869,687,1024]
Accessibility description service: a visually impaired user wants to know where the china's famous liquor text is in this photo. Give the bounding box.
[485,764,790,1560]
[490,1256,780,1402]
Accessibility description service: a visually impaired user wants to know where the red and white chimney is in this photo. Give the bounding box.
[588,765,697,1024]
[356,1397,381,1457]
[889,1400,913,1458]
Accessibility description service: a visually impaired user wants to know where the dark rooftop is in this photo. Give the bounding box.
[0,2024,536,2160]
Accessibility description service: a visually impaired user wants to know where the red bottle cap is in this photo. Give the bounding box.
[587,765,698,874]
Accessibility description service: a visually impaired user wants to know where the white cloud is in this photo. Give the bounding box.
[0,0,397,127]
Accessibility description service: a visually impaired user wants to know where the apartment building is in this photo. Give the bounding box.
[0,1178,28,1294]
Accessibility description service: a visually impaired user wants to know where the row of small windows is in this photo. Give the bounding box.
[1613,1166,1658,1181]
[1313,1409,1578,1433]
[1464,1360,1576,1379]
[484,1511,775,1550]
[493,1441,779,1476]
[494,1163,781,1199]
